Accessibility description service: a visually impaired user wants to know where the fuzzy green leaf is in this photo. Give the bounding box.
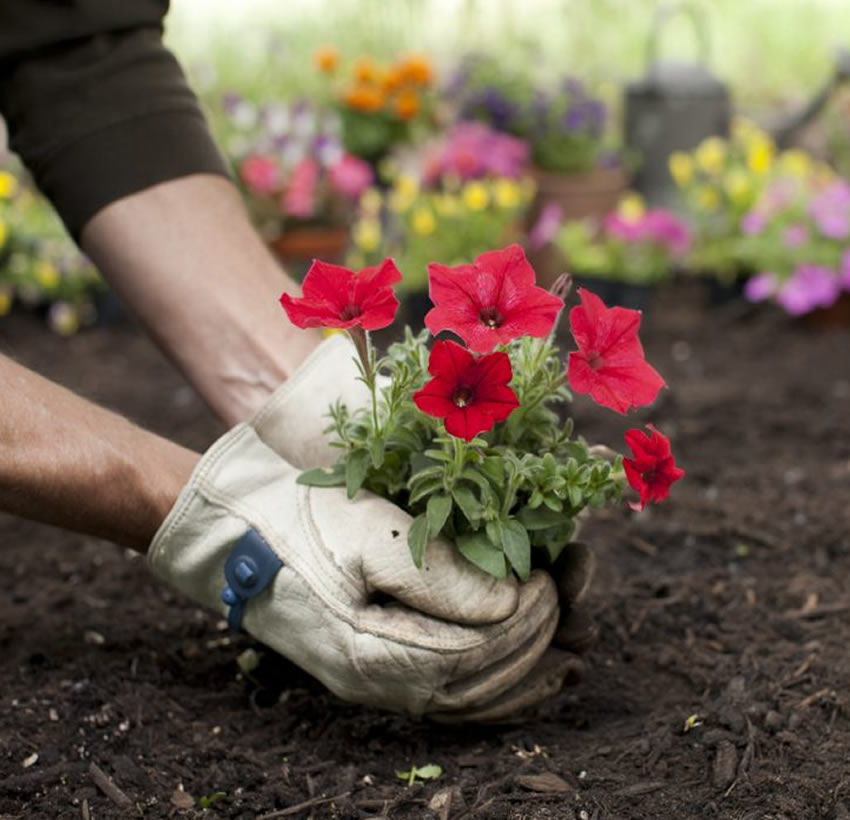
[407,514,430,568]
[457,532,507,578]
[408,477,446,505]
[502,520,531,581]
[345,449,371,499]
[452,484,483,523]
[567,485,583,509]
[516,504,566,531]
[297,466,346,487]
[369,437,385,469]
[485,519,504,547]
[426,493,453,536]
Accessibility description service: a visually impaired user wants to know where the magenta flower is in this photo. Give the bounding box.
[240,155,281,195]
[528,202,564,250]
[744,272,778,303]
[423,122,529,183]
[776,265,841,316]
[782,224,809,249]
[329,154,374,199]
[740,210,767,236]
[283,157,319,218]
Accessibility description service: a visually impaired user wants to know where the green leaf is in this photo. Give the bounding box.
[485,519,504,547]
[198,792,226,809]
[424,448,453,463]
[517,505,566,531]
[457,532,507,578]
[567,485,583,508]
[426,493,453,537]
[396,763,443,785]
[407,514,430,568]
[480,458,505,485]
[502,520,531,581]
[369,436,385,469]
[452,484,483,523]
[408,477,446,505]
[297,466,346,487]
[345,449,371,499]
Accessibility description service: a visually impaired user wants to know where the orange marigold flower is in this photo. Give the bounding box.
[382,66,404,94]
[394,88,420,120]
[353,56,379,85]
[398,54,433,87]
[344,84,386,113]
[314,45,340,73]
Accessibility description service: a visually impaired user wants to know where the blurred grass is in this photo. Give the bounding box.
[166,0,850,108]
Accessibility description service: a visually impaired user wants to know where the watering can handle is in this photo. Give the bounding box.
[646,1,711,68]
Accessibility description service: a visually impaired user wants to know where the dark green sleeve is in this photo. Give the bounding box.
[0,2,231,239]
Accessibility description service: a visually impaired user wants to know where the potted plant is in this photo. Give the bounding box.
[446,58,627,285]
[218,95,374,275]
[554,192,691,310]
[0,165,104,334]
[737,173,850,323]
[316,48,437,169]
[277,244,684,586]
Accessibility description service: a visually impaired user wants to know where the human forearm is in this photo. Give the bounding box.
[81,175,321,426]
[0,353,198,551]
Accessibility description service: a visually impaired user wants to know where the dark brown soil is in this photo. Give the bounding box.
[1,283,849,820]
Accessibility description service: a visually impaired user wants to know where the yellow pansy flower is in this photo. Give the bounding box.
[778,149,812,179]
[0,171,17,199]
[724,169,752,205]
[411,206,436,236]
[693,186,720,211]
[462,182,489,211]
[48,303,79,336]
[668,152,694,187]
[353,219,381,252]
[433,193,460,217]
[617,191,645,222]
[35,260,60,289]
[0,287,11,316]
[695,136,727,175]
[747,138,775,175]
[388,174,419,213]
[359,187,383,215]
[493,179,521,209]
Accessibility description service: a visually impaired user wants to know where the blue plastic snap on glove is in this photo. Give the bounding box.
[220,529,283,631]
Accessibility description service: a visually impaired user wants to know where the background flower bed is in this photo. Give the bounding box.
[2,277,849,818]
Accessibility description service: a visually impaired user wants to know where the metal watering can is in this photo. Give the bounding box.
[624,1,850,208]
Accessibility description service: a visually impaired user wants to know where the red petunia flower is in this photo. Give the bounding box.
[280,258,401,330]
[424,244,564,353]
[623,425,685,510]
[413,340,519,441]
[567,288,665,414]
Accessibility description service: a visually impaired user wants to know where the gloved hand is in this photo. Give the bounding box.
[251,335,600,660]
[149,423,567,721]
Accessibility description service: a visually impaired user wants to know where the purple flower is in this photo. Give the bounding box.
[840,250,850,290]
[740,210,768,236]
[642,210,691,256]
[782,223,809,249]
[528,202,564,250]
[813,210,850,240]
[776,265,841,315]
[744,272,778,302]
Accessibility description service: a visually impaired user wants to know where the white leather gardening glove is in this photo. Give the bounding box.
[149,423,565,721]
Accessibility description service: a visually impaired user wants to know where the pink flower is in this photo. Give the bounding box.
[329,154,374,199]
[782,224,809,249]
[240,155,281,194]
[776,265,840,316]
[740,210,767,236]
[528,202,564,250]
[283,157,319,218]
[744,272,778,303]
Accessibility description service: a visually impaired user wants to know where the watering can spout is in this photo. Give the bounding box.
[771,47,850,148]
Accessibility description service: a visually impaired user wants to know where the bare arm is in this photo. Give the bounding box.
[81,175,321,426]
[0,352,199,552]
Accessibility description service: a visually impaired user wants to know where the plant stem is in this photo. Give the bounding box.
[349,327,380,434]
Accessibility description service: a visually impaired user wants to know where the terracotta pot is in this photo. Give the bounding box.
[527,165,629,287]
[268,227,350,279]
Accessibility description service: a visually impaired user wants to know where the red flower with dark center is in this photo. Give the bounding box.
[567,288,665,414]
[413,340,519,441]
[424,244,564,352]
[623,425,685,510]
[280,258,401,330]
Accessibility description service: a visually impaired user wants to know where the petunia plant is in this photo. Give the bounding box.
[279,243,684,579]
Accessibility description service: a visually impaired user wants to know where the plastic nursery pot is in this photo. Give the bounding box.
[526,166,630,288]
[801,292,850,329]
[573,275,654,312]
[268,226,350,281]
